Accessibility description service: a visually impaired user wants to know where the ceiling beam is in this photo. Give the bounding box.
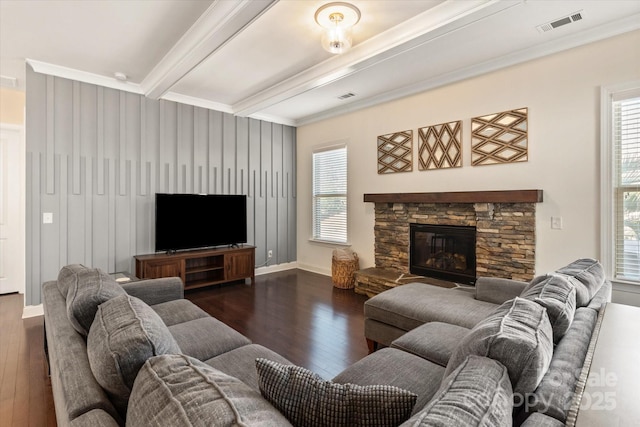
[142,0,277,100]
[233,0,521,118]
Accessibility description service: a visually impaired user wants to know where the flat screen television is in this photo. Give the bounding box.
[155,193,247,253]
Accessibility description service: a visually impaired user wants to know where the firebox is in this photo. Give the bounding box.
[409,223,476,285]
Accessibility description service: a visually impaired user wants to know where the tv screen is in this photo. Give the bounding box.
[155,193,247,252]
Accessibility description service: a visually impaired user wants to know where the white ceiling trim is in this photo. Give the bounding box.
[142,0,277,100]
[295,12,640,127]
[26,58,144,94]
[231,0,521,117]
[245,112,296,127]
[161,91,234,114]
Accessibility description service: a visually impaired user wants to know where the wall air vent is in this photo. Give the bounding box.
[0,75,18,88]
[536,10,584,33]
[338,92,356,100]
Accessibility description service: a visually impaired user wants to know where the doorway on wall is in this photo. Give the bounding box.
[0,124,25,294]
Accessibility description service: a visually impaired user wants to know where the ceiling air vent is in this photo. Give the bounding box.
[0,75,18,88]
[536,10,584,33]
[338,92,356,100]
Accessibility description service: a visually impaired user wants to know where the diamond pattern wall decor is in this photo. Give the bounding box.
[377,130,413,174]
[471,108,528,166]
[418,121,462,170]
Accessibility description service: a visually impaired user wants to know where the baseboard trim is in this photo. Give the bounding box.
[255,262,298,276]
[23,303,44,319]
[296,263,331,277]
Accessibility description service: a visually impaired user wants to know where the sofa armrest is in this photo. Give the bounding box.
[475,277,528,304]
[122,277,184,305]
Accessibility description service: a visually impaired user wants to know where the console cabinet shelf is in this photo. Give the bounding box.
[135,246,255,290]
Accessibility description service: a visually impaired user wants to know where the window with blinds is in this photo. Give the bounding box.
[312,146,347,243]
[614,94,640,282]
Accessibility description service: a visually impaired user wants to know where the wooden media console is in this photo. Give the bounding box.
[135,245,255,290]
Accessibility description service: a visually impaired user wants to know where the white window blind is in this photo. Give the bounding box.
[313,146,347,243]
[614,94,640,281]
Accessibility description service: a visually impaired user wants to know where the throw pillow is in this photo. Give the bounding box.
[521,273,576,343]
[56,263,87,297]
[445,297,553,397]
[555,258,605,306]
[87,294,181,414]
[400,355,513,426]
[127,354,292,427]
[66,267,126,336]
[255,358,417,427]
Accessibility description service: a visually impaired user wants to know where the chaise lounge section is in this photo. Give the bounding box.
[359,258,610,426]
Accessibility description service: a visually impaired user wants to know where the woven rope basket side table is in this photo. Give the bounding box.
[331,254,360,289]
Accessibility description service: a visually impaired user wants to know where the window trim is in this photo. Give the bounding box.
[311,142,348,245]
[600,81,640,286]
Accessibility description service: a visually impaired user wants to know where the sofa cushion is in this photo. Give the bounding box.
[127,354,292,427]
[42,281,123,424]
[87,294,181,413]
[365,283,498,332]
[205,344,293,391]
[332,348,445,415]
[256,358,417,427]
[57,263,88,297]
[475,276,528,305]
[520,412,565,427]
[66,267,126,336]
[526,307,599,422]
[151,299,209,326]
[168,316,251,361]
[69,409,121,427]
[445,297,553,397]
[521,274,576,343]
[400,355,513,427]
[555,258,605,307]
[391,322,470,367]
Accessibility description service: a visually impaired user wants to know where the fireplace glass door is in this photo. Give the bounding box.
[410,224,476,285]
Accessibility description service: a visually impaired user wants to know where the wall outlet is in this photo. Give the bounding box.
[267,250,273,258]
[551,216,563,229]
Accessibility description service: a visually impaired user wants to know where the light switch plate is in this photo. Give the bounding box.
[551,216,563,229]
[43,212,53,224]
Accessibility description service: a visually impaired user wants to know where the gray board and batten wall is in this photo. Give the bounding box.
[25,65,297,306]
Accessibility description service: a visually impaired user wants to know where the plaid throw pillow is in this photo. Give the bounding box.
[256,358,417,427]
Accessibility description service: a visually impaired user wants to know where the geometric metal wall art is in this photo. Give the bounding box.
[377,130,413,174]
[418,121,462,170]
[471,107,528,166]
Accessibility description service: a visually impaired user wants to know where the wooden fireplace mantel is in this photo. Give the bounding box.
[363,189,543,204]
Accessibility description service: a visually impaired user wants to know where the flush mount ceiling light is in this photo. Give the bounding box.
[315,2,361,54]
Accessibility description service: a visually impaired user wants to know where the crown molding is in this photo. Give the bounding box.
[161,91,234,114]
[26,59,144,94]
[141,0,277,100]
[246,112,296,127]
[160,92,295,126]
[294,13,640,127]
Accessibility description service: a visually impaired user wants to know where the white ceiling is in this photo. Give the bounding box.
[1,0,639,127]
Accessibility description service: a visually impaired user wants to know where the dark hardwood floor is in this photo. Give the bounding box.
[0,268,369,426]
[186,269,370,379]
[0,292,56,427]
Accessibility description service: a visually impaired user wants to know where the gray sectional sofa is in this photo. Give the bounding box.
[43,259,610,426]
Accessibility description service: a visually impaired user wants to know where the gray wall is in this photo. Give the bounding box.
[25,66,296,306]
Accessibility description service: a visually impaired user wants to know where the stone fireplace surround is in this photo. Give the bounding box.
[365,190,543,283]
